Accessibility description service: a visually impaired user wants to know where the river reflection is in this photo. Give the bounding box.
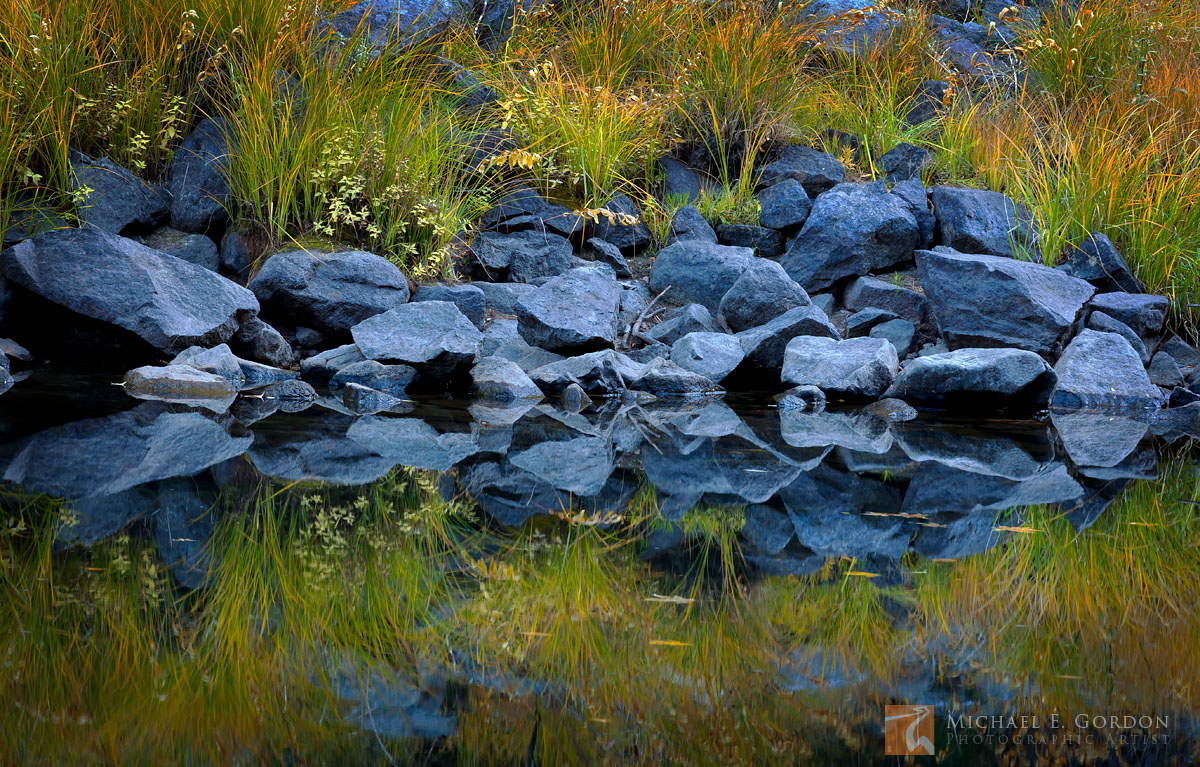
[0,373,1197,765]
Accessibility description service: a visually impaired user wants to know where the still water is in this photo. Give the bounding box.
[0,372,1197,765]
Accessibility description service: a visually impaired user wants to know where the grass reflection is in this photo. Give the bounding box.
[1,455,1198,764]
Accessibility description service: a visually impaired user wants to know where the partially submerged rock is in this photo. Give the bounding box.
[1,228,258,353]
[886,347,1056,411]
[781,336,899,398]
[351,300,482,379]
[1052,329,1165,410]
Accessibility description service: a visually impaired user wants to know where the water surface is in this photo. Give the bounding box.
[1,372,1197,765]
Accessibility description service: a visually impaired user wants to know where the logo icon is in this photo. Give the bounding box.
[885,704,935,756]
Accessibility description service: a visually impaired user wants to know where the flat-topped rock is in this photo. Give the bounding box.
[886,347,1056,411]
[782,336,899,398]
[916,248,1094,356]
[351,300,482,379]
[514,264,622,352]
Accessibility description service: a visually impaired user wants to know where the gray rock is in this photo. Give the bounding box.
[658,156,705,202]
[472,280,538,315]
[842,274,928,327]
[1148,351,1184,388]
[478,185,579,237]
[352,300,482,378]
[413,282,486,328]
[237,358,299,389]
[885,347,1056,411]
[631,357,724,397]
[154,479,217,588]
[585,238,633,279]
[471,230,575,283]
[219,230,252,279]
[890,178,935,248]
[718,258,811,332]
[1087,310,1149,365]
[172,343,246,388]
[893,420,1053,480]
[1052,329,1165,410]
[231,316,296,368]
[869,318,917,357]
[471,356,544,401]
[347,416,480,471]
[646,304,719,345]
[480,316,523,357]
[782,336,899,397]
[250,250,410,335]
[666,205,717,244]
[340,382,409,414]
[1087,292,1168,338]
[1059,232,1142,293]
[4,404,251,499]
[905,79,951,126]
[261,379,317,408]
[330,360,418,394]
[776,385,827,412]
[69,152,168,235]
[514,264,622,352]
[757,144,846,195]
[168,117,232,233]
[845,307,899,337]
[741,504,794,555]
[617,280,651,332]
[560,383,592,412]
[716,224,784,258]
[591,193,652,255]
[1162,335,1200,370]
[528,349,645,395]
[0,228,258,353]
[300,343,366,385]
[136,227,219,271]
[782,182,919,292]
[649,240,755,312]
[643,438,803,504]
[810,293,837,317]
[329,0,467,53]
[757,179,812,231]
[929,186,1041,259]
[247,413,394,484]
[916,248,1094,356]
[781,468,908,560]
[295,326,325,349]
[802,0,900,58]
[877,143,931,182]
[124,364,238,403]
[864,398,918,422]
[670,332,745,382]
[737,304,840,369]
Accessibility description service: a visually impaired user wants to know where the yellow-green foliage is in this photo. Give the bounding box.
[2,0,1199,323]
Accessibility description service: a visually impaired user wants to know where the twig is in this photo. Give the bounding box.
[623,285,671,349]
